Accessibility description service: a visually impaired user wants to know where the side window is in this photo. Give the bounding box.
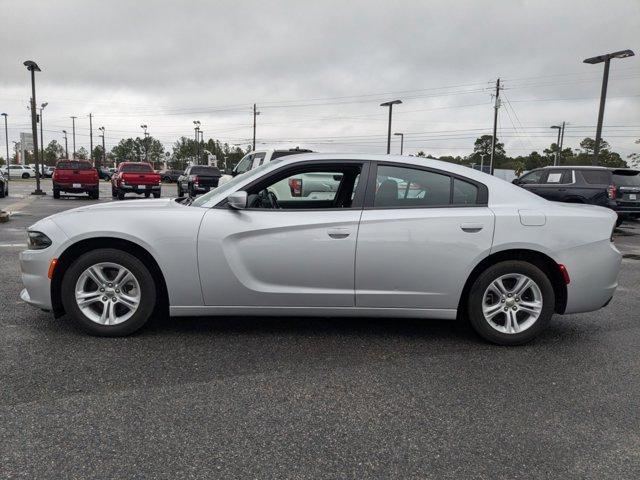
[234,155,253,175]
[544,170,571,184]
[374,165,451,208]
[518,170,544,184]
[453,178,479,205]
[245,165,363,210]
[582,170,611,185]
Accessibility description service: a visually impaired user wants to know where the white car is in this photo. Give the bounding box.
[3,164,37,179]
[19,154,622,345]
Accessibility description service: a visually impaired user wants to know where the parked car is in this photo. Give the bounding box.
[3,165,37,179]
[111,162,161,200]
[40,165,55,178]
[218,148,313,186]
[513,166,640,226]
[177,165,222,197]
[19,154,621,345]
[160,169,184,183]
[0,170,8,198]
[98,167,113,181]
[52,160,100,199]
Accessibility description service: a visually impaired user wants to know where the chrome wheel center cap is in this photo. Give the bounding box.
[505,297,516,308]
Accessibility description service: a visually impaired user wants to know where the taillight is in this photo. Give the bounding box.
[607,184,617,200]
[558,264,570,285]
[289,178,302,197]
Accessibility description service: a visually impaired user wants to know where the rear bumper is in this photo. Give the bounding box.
[119,184,161,193]
[54,182,99,193]
[557,239,622,314]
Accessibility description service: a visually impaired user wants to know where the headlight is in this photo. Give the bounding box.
[27,231,52,250]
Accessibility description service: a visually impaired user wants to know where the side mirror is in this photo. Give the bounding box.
[227,191,248,209]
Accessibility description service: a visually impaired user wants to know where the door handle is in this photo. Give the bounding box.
[327,228,350,239]
[460,223,484,233]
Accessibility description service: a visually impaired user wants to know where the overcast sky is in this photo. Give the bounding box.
[1,0,639,161]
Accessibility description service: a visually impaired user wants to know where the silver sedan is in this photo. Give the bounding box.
[19,154,622,345]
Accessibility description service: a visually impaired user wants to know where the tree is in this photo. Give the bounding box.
[111,138,140,163]
[44,140,64,165]
[473,135,505,157]
[0,156,5,167]
[628,139,640,168]
[76,146,89,160]
[579,137,610,155]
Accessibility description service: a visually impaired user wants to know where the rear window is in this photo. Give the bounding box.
[121,163,153,173]
[581,170,611,184]
[56,161,93,170]
[613,170,640,187]
[191,166,221,176]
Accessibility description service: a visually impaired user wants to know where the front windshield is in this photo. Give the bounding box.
[190,159,280,208]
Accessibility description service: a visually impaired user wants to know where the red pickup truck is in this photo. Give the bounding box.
[52,160,99,199]
[111,162,162,200]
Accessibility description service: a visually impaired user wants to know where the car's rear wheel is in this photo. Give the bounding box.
[53,187,60,199]
[0,182,5,198]
[22,172,29,179]
[152,192,160,198]
[117,190,125,200]
[615,215,624,228]
[144,192,150,198]
[467,260,555,345]
[61,249,156,336]
[177,184,183,196]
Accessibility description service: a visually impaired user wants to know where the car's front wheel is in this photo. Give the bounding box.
[467,261,555,345]
[22,172,29,179]
[61,249,156,336]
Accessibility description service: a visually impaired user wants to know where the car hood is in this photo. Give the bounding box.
[46,198,188,220]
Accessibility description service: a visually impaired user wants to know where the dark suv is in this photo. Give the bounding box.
[513,166,640,226]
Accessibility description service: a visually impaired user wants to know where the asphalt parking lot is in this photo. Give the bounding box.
[1,179,639,479]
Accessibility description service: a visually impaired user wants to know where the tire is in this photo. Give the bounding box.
[53,187,60,199]
[22,172,29,179]
[61,249,157,336]
[117,190,125,200]
[188,185,195,197]
[111,187,117,198]
[144,192,150,198]
[0,182,4,198]
[615,215,624,228]
[177,184,183,197]
[467,260,555,345]
[89,190,99,200]
[162,176,170,183]
[152,192,160,198]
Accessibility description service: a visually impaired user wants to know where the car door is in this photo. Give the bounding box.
[533,169,573,201]
[197,160,369,308]
[355,162,494,310]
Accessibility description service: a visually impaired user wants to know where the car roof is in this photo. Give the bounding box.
[541,165,639,173]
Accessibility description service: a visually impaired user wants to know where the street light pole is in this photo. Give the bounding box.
[1,113,9,188]
[62,130,68,158]
[252,103,260,151]
[394,132,404,155]
[23,60,45,195]
[70,116,77,159]
[380,100,402,154]
[38,102,48,169]
[140,124,148,162]
[551,125,562,166]
[583,49,635,164]
[479,154,486,172]
[193,120,200,164]
[98,126,106,167]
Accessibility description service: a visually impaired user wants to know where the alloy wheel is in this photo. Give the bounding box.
[482,273,543,334]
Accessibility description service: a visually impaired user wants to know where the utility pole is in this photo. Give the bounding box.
[140,124,148,163]
[559,121,565,152]
[89,113,94,164]
[489,78,501,175]
[252,103,260,151]
[551,125,562,166]
[1,113,8,188]
[193,120,200,164]
[70,116,77,159]
[62,130,69,158]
